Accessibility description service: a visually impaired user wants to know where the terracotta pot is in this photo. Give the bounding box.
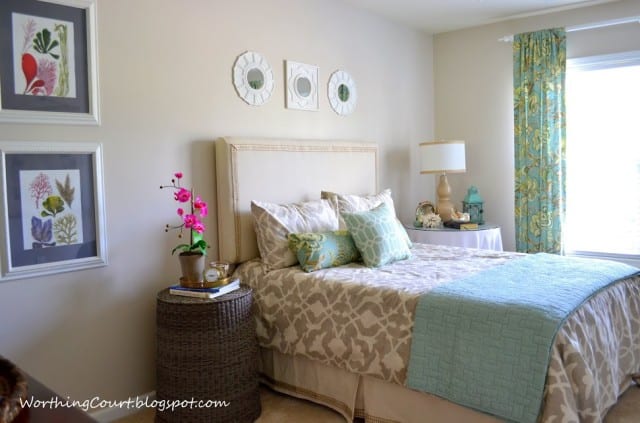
[178,252,205,283]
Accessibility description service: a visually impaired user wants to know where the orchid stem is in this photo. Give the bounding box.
[190,188,194,248]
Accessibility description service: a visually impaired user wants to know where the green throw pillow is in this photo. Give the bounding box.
[288,230,360,272]
[342,202,411,267]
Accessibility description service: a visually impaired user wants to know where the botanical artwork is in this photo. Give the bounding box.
[18,170,83,250]
[11,12,76,98]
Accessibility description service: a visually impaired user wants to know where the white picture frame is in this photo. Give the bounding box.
[0,0,100,125]
[0,141,108,281]
[285,60,318,111]
[328,70,357,116]
[232,51,275,106]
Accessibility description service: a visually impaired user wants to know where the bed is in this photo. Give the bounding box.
[214,136,640,423]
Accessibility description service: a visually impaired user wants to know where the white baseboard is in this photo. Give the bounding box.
[90,391,156,423]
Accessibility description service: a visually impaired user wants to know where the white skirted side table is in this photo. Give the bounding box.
[404,223,503,251]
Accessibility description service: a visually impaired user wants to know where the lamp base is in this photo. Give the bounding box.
[436,173,454,222]
[437,201,455,222]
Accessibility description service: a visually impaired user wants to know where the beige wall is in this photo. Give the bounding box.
[434,0,640,252]
[0,0,433,403]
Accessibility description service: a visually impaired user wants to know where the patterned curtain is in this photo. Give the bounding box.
[513,28,566,253]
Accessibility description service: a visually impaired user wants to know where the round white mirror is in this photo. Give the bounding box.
[247,68,264,90]
[233,51,274,106]
[328,70,357,115]
[296,77,312,98]
[338,84,350,102]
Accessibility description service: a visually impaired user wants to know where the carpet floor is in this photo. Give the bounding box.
[114,384,640,422]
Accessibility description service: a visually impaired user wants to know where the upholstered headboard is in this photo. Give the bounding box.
[215,137,378,264]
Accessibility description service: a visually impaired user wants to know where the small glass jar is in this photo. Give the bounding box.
[204,261,230,282]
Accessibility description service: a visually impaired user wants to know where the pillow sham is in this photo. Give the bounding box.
[322,189,412,248]
[251,199,339,271]
[342,202,411,267]
[321,188,395,216]
[288,230,360,272]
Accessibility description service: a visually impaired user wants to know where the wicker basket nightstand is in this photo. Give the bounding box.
[155,285,261,422]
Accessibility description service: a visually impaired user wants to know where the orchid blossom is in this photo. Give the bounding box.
[160,172,209,255]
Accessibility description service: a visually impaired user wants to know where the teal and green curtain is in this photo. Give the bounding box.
[513,28,566,253]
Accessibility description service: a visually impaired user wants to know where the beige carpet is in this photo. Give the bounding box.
[114,384,640,422]
[114,386,345,423]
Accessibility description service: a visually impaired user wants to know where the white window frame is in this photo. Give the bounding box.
[566,50,640,267]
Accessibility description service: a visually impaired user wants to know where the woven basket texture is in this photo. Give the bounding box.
[156,286,261,422]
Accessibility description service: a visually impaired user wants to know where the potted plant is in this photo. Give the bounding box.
[160,172,209,284]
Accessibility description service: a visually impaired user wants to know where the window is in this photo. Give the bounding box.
[565,51,640,260]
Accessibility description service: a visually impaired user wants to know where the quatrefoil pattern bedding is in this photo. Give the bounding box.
[234,243,640,422]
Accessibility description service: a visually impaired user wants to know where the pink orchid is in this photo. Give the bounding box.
[183,214,197,228]
[194,196,208,217]
[192,221,205,233]
[174,187,191,203]
[161,171,209,255]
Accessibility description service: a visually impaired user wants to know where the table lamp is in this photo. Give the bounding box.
[419,140,466,222]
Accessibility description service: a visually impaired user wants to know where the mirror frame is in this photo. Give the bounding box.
[285,60,319,111]
[328,70,357,115]
[232,51,274,106]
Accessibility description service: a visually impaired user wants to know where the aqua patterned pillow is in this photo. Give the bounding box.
[251,199,339,271]
[288,230,360,272]
[342,202,411,267]
[321,189,412,248]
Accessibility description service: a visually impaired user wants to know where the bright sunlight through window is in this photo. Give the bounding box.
[566,52,640,258]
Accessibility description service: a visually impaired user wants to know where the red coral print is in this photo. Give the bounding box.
[21,53,37,90]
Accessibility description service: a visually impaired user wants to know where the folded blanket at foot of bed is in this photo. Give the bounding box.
[407,253,639,423]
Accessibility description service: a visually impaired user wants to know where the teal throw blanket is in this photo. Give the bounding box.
[406,253,638,423]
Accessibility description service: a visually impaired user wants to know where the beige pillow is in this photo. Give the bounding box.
[322,188,395,221]
[251,199,339,271]
[321,189,412,248]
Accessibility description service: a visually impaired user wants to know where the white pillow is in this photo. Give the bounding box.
[321,189,412,248]
[251,199,339,271]
[322,188,396,218]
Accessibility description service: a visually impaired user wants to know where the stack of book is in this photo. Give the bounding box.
[444,221,479,230]
[169,278,240,299]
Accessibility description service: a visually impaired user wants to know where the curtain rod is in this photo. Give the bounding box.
[498,15,640,42]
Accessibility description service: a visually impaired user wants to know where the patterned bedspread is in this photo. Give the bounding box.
[234,244,640,422]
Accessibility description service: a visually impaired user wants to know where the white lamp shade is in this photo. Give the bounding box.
[419,140,466,174]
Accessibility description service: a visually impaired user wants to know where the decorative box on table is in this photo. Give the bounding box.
[462,186,484,224]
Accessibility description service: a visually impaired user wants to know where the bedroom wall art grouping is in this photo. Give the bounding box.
[232,50,357,115]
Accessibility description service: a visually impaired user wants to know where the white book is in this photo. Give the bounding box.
[169,279,240,299]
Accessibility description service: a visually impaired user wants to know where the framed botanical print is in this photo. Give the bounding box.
[0,0,99,125]
[0,141,107,281]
